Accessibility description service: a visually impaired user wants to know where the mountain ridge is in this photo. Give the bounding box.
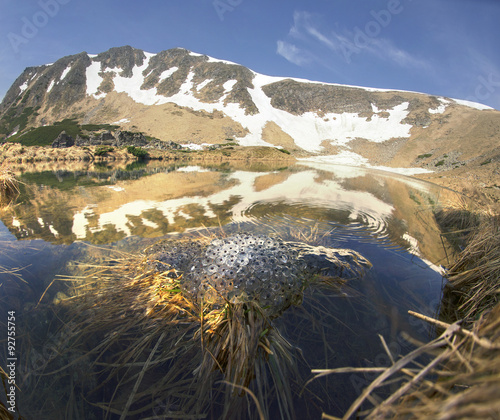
[1,45,499,179]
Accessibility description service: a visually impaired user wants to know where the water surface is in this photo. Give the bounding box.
[0,161,458,418]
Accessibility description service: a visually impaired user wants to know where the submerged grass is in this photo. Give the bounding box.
[35,246,302,419]
[12,225,369,419]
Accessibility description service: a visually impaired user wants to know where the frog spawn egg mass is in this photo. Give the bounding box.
[149,234,305,316]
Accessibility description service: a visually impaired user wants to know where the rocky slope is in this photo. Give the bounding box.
[1,45,499,177]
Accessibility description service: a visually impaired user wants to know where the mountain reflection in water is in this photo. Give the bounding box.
[0,161,459,419]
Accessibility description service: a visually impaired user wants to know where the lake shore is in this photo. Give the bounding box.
[0,143,296,165]
[415,164,500,206]
[1,142,498,205]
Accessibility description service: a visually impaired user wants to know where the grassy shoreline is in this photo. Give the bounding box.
[315,201,500,419]
[0,143,296,166]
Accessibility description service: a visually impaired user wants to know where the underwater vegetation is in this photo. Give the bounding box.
[22,230,371,419]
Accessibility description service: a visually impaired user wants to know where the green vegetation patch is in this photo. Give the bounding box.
[7,119,133,147]
[81,123,120,131]
[126,145,148,159]
[435,160,445,167]
[409,191,422,205]
[417,153,433,159]
[0,106,39,137]
[14,118,82,146]
[95,146,114,156]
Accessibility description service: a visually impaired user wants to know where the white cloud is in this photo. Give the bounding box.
[281,10,430,70]
[362,37,431,70]
[276,40,311,66]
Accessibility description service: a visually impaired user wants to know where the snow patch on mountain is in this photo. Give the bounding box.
[106,52,158,105]
[196,79,212,91]
[452,98,493,111]
[60,65,72,81]
[47,80,56,93]
[86,61,106,99]
[113,118,130,124]
[19,81,29,93]
[158,67,178,83]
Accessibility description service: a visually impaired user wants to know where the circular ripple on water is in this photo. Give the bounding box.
[241,201,393,246]
[347,209,391,237]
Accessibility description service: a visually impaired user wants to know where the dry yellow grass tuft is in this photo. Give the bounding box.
[0,165,19,203]
[444,214,500,323]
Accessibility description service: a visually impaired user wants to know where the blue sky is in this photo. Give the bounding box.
[1,0,500,109]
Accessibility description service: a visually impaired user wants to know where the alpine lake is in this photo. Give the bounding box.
[0,159,462,419]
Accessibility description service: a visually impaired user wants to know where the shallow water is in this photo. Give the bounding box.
[0,161,459,419]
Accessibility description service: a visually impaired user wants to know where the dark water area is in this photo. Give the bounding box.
[0,161,460,419]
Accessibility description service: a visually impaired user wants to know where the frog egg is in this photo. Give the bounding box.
[204,289,217,303]
[279,254,290,265]
[215,278,226,291]
[236,254,249,266]
[206,248,218,259]
[207,264,218,275]
[264,238,275,248]
[225,256,237,267]
[226,242,237,251]
[253,258,264,269]
[246,278,257,292]
[271,282,281,292]
[215,256,226,265]
[199,257,211,266]
[255,268,269,278]
[273,296,284,308]
[246,237,256,245]
[260,291,272,302]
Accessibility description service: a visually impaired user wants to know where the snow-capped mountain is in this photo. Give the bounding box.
[1,46,499,172]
